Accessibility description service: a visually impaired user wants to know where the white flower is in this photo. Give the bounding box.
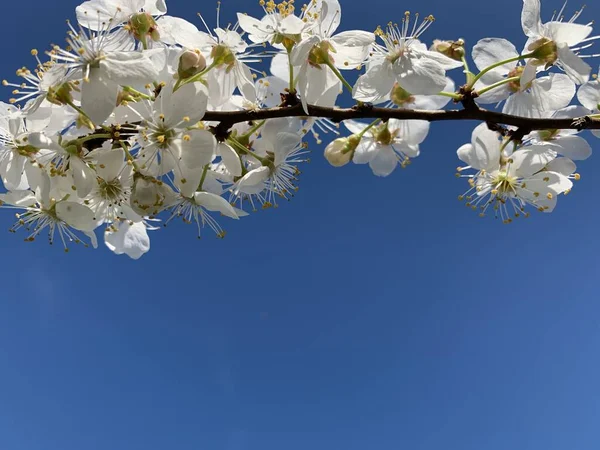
[353,12,461,104]
[472,38,575,117]
[231,118,306,209]
[104,219,152,259]
[84,148,136,223]
[3,54,69,113]
[133,80,209,176]
[344,119,428,177]
[457,123,573,221]
[76,0,167,30]
[76,0,167,49]
[33,134,98,198]
[159,11,261,106]
[0,102,59,190]
[525,106,592,160]
[386,78,455,110]
[236,3,306,45]
[166,190,239,239]
[0,177,98,251]
[50,20,159,125]
[269,53,342,141]
[206,28,259,106]
[291,0,374,112]
[521,0,599,84]
[577,78,600,138]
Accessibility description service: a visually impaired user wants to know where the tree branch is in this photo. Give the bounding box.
[200,103,600,132]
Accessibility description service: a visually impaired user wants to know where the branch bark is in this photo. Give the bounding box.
[200,103,600,131]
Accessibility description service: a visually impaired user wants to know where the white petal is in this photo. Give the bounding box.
[105,220,150,259]
[194,191,239,219]
[96,148,126,181]
[218,143,242,177]
[159,80,208,127]
[234,166,269,194]
[236,13,270,43]
[544,135,592,160]
[510,146,556,178]
[369,146,397,177]
[290,35,320,66]
[76,0,135,30]
[557,44,591,84]
[577,79,600,110]
[180,130,217,168]
[71,158,96,198]
[280,14,306,35]
[466,123,502,171]
[545,21,592,46]
[101,52,159,86]
[394,52,447,95]
[274,132,302,166]
[81,70,119,125]
[388,119,429,146]
[529,73,575,111]
[521,0,543,37]
[352,139,378,164]
[472,38,519,74]
[353,60,395,104]
[0,190,36,207]
[56,201,96,231]
[331,31,374,69]
[546,157,576,176]
[156,16,213,50]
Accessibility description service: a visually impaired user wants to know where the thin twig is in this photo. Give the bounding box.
[198,103,600,131]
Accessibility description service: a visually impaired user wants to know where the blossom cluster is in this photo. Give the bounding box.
[0,0,598,258]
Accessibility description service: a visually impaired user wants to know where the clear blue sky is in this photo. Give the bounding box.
[1,1,600,449]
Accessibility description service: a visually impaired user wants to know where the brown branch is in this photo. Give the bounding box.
[200,103,600,131]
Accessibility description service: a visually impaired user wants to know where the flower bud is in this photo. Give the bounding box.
[431,39,465,61]
[177,49,207,80]
[324,135,361,167]
[131,175,176,216]
[129,13,157,39]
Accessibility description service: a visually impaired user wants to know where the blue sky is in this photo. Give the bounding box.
[1,1,600,449]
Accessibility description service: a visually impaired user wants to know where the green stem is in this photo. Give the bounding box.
[288,52,295,93]
[461,55,475,85]
[438,91,463,100]
[122,85,153,100]
[77,133,112,144]
[120,142,140,171]
[242,120,266,138]
[325,61,353,94]
[468,53,534,88]
[198,164,209,190]
[180,60,219,88]
[357,119,381,138]
[66,100,92,124]
[228,137,268,165]
[475,76,520,96]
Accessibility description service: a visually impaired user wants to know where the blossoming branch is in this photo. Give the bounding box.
[1,0,598,258]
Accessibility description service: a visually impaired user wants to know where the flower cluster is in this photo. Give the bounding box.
[1,0,599,258]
